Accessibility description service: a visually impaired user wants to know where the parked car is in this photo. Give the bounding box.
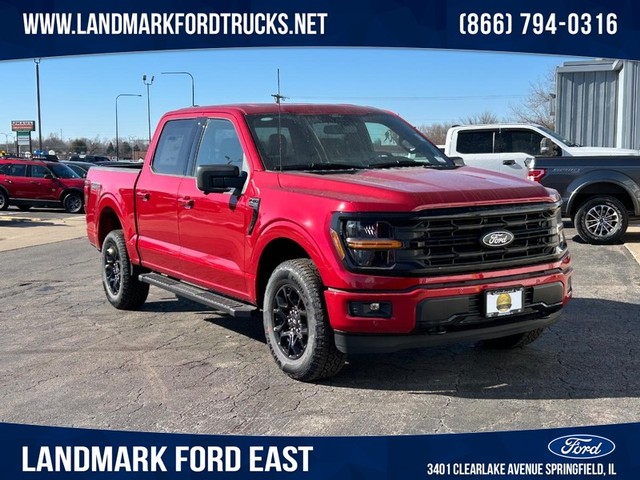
[444,124,638,178]
[61,160,95,178]
[86,104,572,381]
[69,155,112,163]
[0,158,85,212]
[528,155,640,244]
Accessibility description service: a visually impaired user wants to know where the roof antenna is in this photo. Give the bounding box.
[271,69,287,171]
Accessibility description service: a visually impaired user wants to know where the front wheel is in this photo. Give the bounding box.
[63,192,84,213]
[263,259,345,381]
[479,328,546,349]
[574,196,628,245]
[0,190,8,210]
[101,229,149,310]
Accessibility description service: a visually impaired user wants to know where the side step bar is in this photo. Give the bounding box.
[139,273,257,318]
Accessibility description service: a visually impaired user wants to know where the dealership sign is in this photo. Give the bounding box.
[11,120,36,132]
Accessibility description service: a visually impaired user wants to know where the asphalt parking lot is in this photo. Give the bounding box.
[1,207,639,436]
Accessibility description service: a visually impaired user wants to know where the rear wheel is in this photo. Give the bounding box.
[479,328,545,349]
[574,196,628,244]
[101,229,149,310]
[263,259,345,381]
[0,190,8,210]
[63,192,84,213]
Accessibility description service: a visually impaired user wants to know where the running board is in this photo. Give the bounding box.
[139,273,256,318]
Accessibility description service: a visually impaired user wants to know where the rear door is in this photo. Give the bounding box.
[496,128,544,177]
[176,115,251,299]
[135,118,200,276]
[454,129,504,173]
[0,162,31,198]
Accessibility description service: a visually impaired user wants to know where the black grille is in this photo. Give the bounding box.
[337,202,565,276]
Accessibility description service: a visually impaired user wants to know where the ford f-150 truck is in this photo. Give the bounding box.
[85,104,572,381]
[528,155,640,244]
[444,124,638,178]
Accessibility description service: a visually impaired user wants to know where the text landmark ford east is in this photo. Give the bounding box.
[85,104,573,381]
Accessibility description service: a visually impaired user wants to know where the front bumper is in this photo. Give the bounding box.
[334,311,562,354]
[324,264,572,354]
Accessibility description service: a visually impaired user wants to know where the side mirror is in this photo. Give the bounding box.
[196,164,246,194]
[540,137,560,156]
[43,173,53,179]
[449,156,465,167]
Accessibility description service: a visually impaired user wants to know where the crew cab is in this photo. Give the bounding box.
[445,124,638,178]
[0,157,85,212]
[85,104,573,381]
[528,155,640,244]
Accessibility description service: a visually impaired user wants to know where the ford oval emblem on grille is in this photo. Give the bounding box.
[480,230,515,248]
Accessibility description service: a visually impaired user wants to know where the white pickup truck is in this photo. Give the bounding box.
[444,124,638,177]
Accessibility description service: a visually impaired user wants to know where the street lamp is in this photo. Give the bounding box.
[142,74,154,144]
[34,59,43,150]
[161,71,195,106]
[0,132,15,154]
[115,93,141,160]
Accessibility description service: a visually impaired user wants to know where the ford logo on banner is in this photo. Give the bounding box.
[480,230,515,248]
[548,435,616,460]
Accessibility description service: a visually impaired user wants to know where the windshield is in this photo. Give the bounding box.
[48,163,80,179]
[537,125,578,147]
[246,112,453,171]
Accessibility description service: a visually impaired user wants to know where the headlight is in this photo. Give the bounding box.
[331,220,401,268]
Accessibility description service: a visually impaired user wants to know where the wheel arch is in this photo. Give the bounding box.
[566,174,639,218]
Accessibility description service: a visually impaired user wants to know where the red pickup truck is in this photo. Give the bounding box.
[85,104,573,381]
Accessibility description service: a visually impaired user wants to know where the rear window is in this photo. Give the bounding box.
[152,119,199,176]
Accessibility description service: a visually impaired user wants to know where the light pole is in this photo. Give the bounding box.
[34,59,43,150]
[161,71,195,106]
[0,132,14,154]
[142,74,154,144]
[115,93,141,160]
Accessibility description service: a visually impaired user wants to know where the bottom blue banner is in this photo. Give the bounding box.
[1,422,637,478]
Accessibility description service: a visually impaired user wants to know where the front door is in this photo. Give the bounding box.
[176,116,250,299]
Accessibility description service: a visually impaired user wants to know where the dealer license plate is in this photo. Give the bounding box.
[485,288,524,318]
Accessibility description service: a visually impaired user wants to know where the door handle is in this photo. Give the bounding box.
[179,197,194,209]
[136,191,150,201]
[502,159,516,166]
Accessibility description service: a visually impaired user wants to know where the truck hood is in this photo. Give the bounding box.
[278,166,553,212]
[564,146,639,156]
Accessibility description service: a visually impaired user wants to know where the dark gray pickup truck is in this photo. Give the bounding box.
[528,156,640,244]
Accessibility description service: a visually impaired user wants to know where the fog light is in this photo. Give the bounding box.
[348,301,392,318]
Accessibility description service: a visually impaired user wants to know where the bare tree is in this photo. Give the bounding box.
[509,69,555,129]
[461,111,500,125]
[417,122,453,145]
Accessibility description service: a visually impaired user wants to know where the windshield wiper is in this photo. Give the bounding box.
[368,159,422,169]
[280,162,365,171]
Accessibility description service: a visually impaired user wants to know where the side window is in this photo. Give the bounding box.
[8,164,27,177]
[498,130,544,156]
[456,131,494,154]
[30,165,51,178]
[152,119,198,175]
[0,164,9,174]
[194,119,245,172]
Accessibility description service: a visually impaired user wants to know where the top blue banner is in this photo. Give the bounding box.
[0,0,638,61]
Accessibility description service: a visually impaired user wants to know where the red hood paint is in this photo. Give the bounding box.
[277,166,553,211]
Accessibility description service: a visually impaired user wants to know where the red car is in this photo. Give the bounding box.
[86,104,572,381]
[0,158,85,212]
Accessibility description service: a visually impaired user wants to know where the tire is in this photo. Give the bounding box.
[0,190,8,211]
[63,191,84,213]
[17,205,32,211]
[574,196,628,245]
[101,229,149,310]
[263,259,345,381]
[479,328,545,349]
